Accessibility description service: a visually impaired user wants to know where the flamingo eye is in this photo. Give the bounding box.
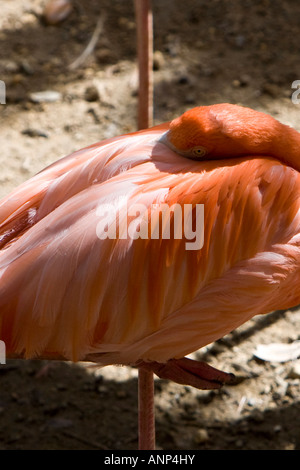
[191,146,207,158]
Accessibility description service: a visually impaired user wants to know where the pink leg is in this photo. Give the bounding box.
[138,368,155,450]
[140,357,235,390]
[134,0,153,130]
[134,0,154,450]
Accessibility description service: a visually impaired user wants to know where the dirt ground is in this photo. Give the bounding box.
[0,0,300,450]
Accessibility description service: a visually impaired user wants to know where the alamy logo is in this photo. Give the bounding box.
[96,202,204,251]
[0,80,6,104]
[0,340,6,364]
[291,80,300,104]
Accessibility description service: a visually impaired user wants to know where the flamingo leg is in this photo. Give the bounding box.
[136,357,234,449]
[140,357,235,390]
[135,0,155,451]
[138,367,156,450]
[134,0,153,130]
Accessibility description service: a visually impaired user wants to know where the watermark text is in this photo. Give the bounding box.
[0,80,5,104]
[96,203,204,251]
[0,340,6,364]
[291,80,300,104]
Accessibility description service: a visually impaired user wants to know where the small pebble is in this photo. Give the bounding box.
[20,60,34,75]
[29,90,62,103]
[194,428,209,444]
[286,362,300,379]
[84,85,99,102]
[235,439,244,448]
[97,384,108,394]
[153,51,164,70]
[43,0,72,25]
[22,128,48,138]
[232,79,241,88]
[4,61,19,73]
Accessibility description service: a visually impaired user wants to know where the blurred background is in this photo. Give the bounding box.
[0,0,299,450]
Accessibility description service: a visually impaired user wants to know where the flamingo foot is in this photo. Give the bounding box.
[139,357,235,390]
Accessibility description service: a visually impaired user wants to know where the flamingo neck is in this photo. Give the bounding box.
[272,124,300,172]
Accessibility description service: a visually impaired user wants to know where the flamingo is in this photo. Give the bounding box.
[1,103,300,449]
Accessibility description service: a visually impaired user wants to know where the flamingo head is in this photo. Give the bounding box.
[162,103,289,161]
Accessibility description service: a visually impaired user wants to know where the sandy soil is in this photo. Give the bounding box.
[0,0,300,450]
